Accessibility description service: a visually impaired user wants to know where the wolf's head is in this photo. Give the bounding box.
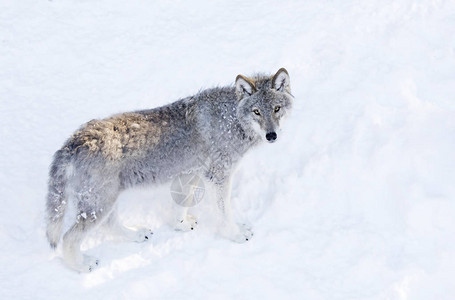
[235,68,293,143]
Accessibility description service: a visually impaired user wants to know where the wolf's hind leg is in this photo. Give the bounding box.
[105,206,153,242]
[62,219,102,273]
[62,191,117,272]
[174,206,198,231]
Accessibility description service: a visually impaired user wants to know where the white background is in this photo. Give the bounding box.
[1,0,455,299]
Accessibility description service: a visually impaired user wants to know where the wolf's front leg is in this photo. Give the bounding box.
[174,206,198,231]
[212,175,253,243]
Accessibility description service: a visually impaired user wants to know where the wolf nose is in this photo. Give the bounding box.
[266,132,277,142]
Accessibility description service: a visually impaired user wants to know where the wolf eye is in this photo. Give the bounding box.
[274,106,281,113]
[253,109,261,116]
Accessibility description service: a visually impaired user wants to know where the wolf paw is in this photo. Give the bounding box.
[175,215,198,231]
[85,255,100,272]
[232,224,253,243]
[71,255,99,273]
[133,228,153,242]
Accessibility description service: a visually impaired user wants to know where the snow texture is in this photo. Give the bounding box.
[1,0,455,299]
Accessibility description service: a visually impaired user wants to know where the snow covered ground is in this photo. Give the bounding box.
[1,0,455,299]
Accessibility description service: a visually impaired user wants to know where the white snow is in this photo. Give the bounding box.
[1,0,455,299]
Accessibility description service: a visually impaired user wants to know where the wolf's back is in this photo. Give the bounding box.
[45,147,72,248]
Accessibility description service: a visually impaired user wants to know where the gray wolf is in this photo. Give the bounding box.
[45,68,293,272]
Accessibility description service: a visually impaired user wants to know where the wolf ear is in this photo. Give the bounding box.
[235,75,256,100]
[272,68,290,93]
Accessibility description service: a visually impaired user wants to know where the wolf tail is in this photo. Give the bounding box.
[45,148,71,249]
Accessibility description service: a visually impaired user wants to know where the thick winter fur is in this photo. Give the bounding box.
[46,68,293,272]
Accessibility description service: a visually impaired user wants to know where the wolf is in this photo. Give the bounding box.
[45,68,293,272]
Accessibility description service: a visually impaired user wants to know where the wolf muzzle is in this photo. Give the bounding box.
[266,131,277,142]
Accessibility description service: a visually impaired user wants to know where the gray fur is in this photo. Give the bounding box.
[45,68,293,272]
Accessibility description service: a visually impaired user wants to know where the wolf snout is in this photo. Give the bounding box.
[266,132,277,142]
